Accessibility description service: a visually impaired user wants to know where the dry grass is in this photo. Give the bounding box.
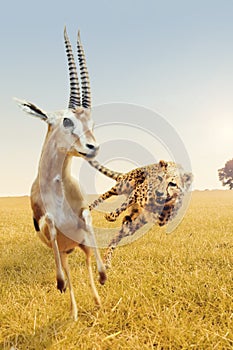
[0,191,233,349]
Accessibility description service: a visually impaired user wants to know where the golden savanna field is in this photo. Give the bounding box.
[0,191,233,349]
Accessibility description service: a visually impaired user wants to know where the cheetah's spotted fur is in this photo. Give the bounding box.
[88,159,192,268]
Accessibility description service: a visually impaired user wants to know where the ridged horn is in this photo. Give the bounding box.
[77,30,91,109]
[64,27,81,108]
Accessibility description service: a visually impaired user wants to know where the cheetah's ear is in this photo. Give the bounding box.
[159,160,167,168]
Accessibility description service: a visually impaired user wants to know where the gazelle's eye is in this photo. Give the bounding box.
[63,118,74,128]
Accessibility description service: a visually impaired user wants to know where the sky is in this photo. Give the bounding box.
[1,0,233,195]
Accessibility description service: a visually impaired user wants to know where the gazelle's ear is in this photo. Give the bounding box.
[14,98,48,121]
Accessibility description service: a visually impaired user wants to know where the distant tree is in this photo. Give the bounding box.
[218,159,233,190]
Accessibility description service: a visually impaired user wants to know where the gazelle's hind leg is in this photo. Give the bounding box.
[41,213,66,292]
[60,252,78,321]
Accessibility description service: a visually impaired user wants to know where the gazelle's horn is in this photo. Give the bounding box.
[64,27,81,108]
[77,30,91,109]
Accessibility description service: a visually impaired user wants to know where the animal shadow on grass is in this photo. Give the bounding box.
[1,315,89,349]
[1,312,98,350]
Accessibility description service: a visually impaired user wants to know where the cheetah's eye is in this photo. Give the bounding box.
[63,118,74,128]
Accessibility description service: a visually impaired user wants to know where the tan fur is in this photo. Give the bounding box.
[15,28,106,321]
[16,105,107,322]
[31,113,107,320]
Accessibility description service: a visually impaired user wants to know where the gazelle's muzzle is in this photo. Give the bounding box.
[85,143,100,158]
[77,142,99,159]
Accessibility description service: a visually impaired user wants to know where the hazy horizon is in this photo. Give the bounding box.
[0,189,231,199]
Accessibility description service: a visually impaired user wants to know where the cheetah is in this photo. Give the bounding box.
[88,159,192,268]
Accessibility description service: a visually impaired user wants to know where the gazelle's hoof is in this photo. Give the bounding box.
[71,306,78,321]
[72,310,78,322]
[94,295,101,306]
[57,278,67,293]
[99,271,107,285]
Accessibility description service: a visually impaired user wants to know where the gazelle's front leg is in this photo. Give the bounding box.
[41,213,66,292]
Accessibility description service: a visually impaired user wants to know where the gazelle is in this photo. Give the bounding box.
[15,28,106,321]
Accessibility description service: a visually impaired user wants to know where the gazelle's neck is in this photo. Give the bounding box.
[36,130,86,244]
[38,130,73,182]
[37,132,77,202]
